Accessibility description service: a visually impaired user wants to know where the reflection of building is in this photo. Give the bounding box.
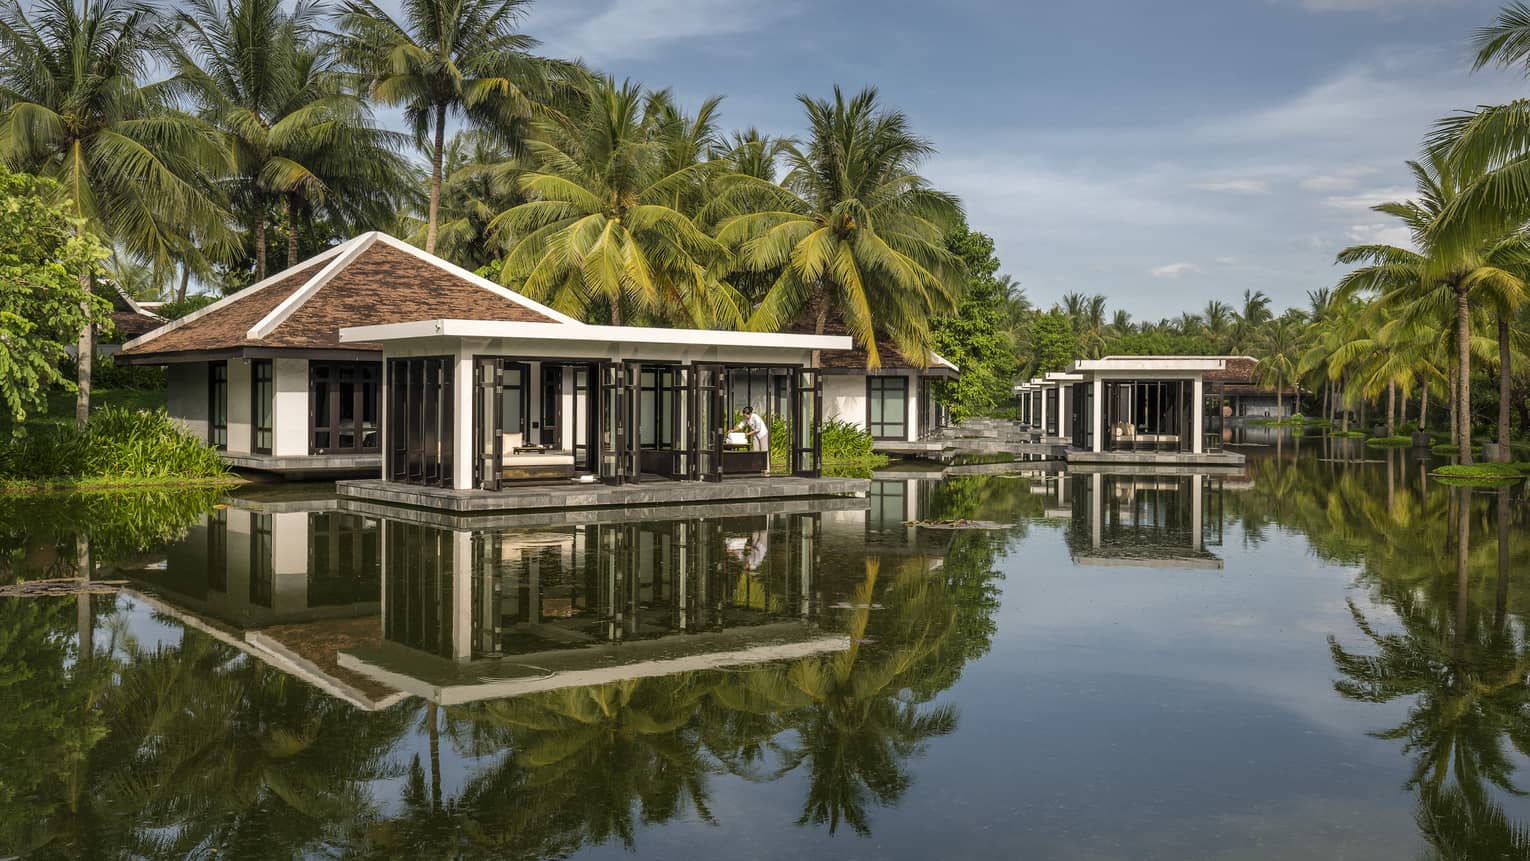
[1066,473,1225,568]
[124,497,405,710]
[337,511,848,705]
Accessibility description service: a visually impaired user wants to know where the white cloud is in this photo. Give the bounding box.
[1295,0,1467,11]
[1191,179,1270,194]
[1299,175,1358,191]
[537,0,800,62]
[1322,186,1414,209]
[1151,262,1201,278]
[1214,256,1241,265]
[1346,223,1415,247]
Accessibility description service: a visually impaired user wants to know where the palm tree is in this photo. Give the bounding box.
[1202,300,1233,350]
[169,0,409,280]
[491,76,739,326]
[1252,316,1302,418]
[0,0,234,426]
[406,129,522,270]
[1335,149,1530,464]
[337,0,577,254]
[711,86,965,369]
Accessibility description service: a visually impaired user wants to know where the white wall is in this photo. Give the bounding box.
[272,358,309,457]
[271,511,310,614]
[823,376,866,432]
[226,359,252,454]
[166,363,209,441]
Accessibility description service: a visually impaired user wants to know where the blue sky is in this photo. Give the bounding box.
[488,0,1527,320]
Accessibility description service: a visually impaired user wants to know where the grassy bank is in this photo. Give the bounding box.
[2,407,236,491]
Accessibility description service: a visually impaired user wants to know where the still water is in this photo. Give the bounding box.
[1,434,1526,859]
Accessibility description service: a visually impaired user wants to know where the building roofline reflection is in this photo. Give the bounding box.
[1067,471,1227,569]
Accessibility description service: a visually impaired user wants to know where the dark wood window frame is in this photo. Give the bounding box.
[310,361,381,455]
[390,356,454,487]
[208,361,228,450]
[867,375,909,440]
[251,359,274,454]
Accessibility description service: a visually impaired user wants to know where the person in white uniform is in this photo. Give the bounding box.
[737,406,769,456]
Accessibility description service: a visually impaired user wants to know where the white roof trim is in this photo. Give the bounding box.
[109,282,166,323]
[246,231,582,341]
[120,236,362,351]
[928,349,958,373]
[247,233,379,340]
[341,319,852,352]
[1072,357,1227,372]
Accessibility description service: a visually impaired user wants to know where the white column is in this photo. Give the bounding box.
[227,359,252,454]
[1191,476,1204,551]
[1090,472,1103,550]
[1058,386,1071,441]
[1091,378,1105,453]
[452,530,472,661]
[1192,376,1205,454]
[272,358,308,457]
[905,373,919,442]
[454,351,475,490]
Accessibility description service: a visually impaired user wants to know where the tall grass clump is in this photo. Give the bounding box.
[1,408,230,484]
[768,416,889,469]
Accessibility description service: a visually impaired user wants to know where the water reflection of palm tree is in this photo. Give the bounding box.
[723,558,959,834]
[1330,488,1530,812]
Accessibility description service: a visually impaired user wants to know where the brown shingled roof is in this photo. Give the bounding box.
[119,233,570,359]
[1203,356,1297,395]
[785,298,955,373]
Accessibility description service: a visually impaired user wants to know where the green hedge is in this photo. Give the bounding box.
[2,407,230,485]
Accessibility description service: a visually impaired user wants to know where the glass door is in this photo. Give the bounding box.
[689,364,726,482]
[598,362,628,485]
[473,357,502,491]
[540,365,562,447]
[793,368,822,477]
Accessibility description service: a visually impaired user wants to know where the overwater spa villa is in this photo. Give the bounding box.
[117,232,878,509]
[1016,357,1243,466]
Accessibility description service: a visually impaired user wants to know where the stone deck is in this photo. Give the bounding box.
[1064,449,1247,468]
[224,452,381,479]
[335,475,870,514]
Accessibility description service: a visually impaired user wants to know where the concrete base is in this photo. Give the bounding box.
[335,475,869,514]
[1064,449,1246,467]
[338,492,869,530]
[224,452,381,479]
[873,440,952,456]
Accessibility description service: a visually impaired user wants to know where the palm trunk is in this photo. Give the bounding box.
[426,102,447,254]
[1456,288,1474,465]
[286,193,300,269]
[75,269,93,429]
[811,290,830,369]
[253,189,267,281]
[1450,365,1459,447]
[76,535,92,664]
[1339,376,1350,433]
[427,702,442,810]
[1497,312,1511,461]
[1496,486,1510,629]
[1386,380,1395,436]
[1419,384,1428,431]
[1455,489,1470,664]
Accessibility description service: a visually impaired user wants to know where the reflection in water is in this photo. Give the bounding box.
[0,489,1003,857]
[1066,472,1225,568]
[1,436,1528,857]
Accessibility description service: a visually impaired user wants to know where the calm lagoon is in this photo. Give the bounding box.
[1,433,1526,859]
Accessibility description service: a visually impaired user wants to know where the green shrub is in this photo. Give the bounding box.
[1332,430,1366,438]
[1365,435,1412,448]
[1,407,229,484]
[93,356,166,391]
[766,416,888,469]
